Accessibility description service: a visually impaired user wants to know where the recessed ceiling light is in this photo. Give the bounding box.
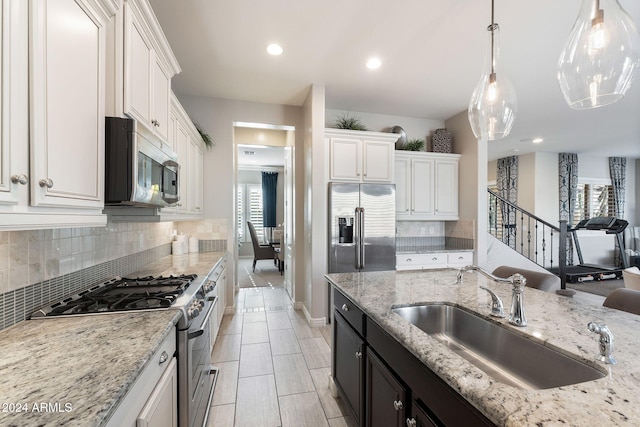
[532,138,544,144]
[266,43,283,56]
[366,57,382,70]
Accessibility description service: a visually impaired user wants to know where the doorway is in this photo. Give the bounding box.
[234,123,295,300]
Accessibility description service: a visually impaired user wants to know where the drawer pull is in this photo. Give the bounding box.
[341,303,349,312]
[394,400,403,411]
[406,258,412,262]
[355,351,363,359]
[159,350,169,365]
[406,418,417,427]
[458,256,464,260]
[432,257,438,261]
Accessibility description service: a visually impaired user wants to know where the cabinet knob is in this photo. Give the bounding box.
[39,178,54,189]
[11,174,28,185]
[406,418,417,427]
[355,351,362,359]
[341,303,349,312]
[158,350,168,365]
[394,400,404,411]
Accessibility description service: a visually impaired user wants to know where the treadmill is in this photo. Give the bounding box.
[564,217,629,283]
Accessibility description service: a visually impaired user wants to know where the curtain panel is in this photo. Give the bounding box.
[496,156,518,249]
[558,153,578,265]
[609,157,626,266]
[261,172,278,228]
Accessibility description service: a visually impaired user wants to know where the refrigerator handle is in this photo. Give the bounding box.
[355,207,361,269]
[359,207,365,269]
[354,207,365,269]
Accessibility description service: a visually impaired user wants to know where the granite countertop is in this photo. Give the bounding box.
[0,251,226,427]
[325,269,640,426]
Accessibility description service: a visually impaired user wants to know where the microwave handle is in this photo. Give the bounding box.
[163,159,179,169]
[162,160,180,204]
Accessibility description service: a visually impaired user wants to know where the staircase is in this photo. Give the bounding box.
[487,188,569,290]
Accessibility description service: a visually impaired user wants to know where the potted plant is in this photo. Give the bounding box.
[334,113,368,131]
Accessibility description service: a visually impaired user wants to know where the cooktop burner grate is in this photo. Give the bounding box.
[30,274,198,318]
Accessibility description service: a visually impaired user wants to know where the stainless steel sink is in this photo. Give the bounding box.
[392,303,606,390]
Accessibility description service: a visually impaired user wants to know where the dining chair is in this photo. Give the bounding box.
[247,221,276,272]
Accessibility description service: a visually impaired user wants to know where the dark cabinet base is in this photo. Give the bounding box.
[366,317,494,427]
[333,310,365,425]
[332,286,495,427]
[366,348,407,427]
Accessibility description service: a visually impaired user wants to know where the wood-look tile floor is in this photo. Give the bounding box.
[207,286,356,427]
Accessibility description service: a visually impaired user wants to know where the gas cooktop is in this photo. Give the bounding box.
[30,274,198,318]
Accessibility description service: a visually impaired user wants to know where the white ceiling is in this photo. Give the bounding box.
[149,0,640,161]
[238,145,285,167]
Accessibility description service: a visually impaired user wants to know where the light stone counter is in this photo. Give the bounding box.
[0,251,226,427]
[325,269,640,426]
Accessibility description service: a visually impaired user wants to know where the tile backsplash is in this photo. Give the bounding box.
[0,219,228,331]
[396,220,474,251]
[0,222,175,294]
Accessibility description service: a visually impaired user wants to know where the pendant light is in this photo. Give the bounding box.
[558,0,640,109]
[468,0,517,141]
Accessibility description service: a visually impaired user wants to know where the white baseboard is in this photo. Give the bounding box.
[301,303,327,327]
[224,306,235,315]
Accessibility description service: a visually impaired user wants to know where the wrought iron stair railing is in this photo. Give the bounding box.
[488,188,569,290]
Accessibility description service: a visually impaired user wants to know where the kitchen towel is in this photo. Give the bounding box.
[189,237,199,253]
[172,240,185,255]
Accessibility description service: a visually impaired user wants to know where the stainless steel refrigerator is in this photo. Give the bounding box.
[328,182,396,273]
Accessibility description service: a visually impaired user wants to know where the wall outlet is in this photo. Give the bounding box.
[420,227,426,235]
[429,226,435,235]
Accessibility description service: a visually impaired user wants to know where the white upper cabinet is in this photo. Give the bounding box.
[121,0,179,143]
[326,129,397,183]
[31,0,112,209]
[0,0,117,230]
[0,0,27,207]
[160,92,204,219]
[395,151,460,220]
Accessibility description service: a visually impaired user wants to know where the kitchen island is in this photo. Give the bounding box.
[326,268,640,426]
[0,251,226,427]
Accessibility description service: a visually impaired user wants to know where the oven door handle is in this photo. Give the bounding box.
[187,297,217,340]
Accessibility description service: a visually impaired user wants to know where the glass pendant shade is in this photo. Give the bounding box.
[558,0,640,109]
[468,24,517,141]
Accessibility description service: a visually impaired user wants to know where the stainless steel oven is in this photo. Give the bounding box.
[29,273,219,427]
[179,288,218,427]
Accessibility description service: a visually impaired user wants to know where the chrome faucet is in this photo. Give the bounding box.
[457,265,528,327]
[587,322,616,365]
[479,286,505,318]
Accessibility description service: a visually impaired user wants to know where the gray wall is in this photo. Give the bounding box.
[177,95,304,311]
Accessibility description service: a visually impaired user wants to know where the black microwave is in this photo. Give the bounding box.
[105,117,180,207]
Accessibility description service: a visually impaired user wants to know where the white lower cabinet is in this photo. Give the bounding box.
[396,251,473,271]
[447,251,473,268]
[209,255,227,352]
[106,328,177,427]
[136,358,177,427]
